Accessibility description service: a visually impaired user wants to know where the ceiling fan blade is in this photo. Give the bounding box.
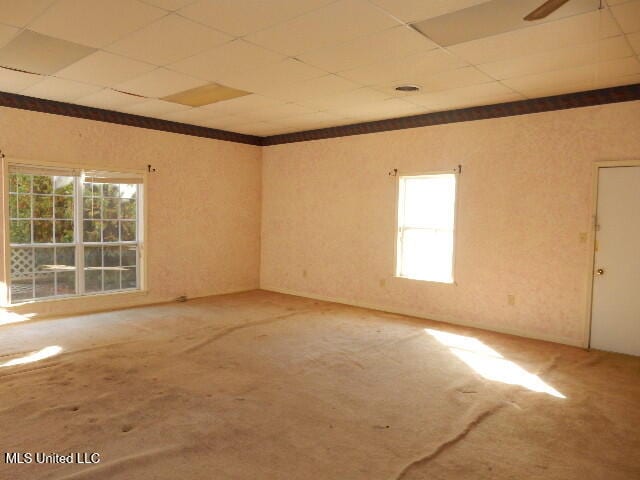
[523,0,571,21]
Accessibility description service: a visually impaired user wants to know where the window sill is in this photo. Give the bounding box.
[2,289,149,308]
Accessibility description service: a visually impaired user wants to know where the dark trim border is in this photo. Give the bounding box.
[1,84,639,147]
[262,83,640,146]
[0,91,262,146]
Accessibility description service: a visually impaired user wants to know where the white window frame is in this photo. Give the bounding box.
[394,169,459,284]
[1,158,147,306]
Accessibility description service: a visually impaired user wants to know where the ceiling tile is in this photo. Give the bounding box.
[271,111,352,129]
[191,115,250,130]
[214,58,326,94]
[370,0,492,23]
[29,0,166,48]
[260,74,361,102]
[0,0,56,27]
[502,56,640,97]
[340,48,468,86]
[200,94,283,115]
[163,83,250,107]
[159,106,216,124]
[331,98,424,120]
[448,10,621,65]
[377,66,493,95]
[116,98,191,116]
[0,23,19,49]
[477,35,634,79]
[168,39,285,81]
[21,76,102,102]
[628,32,640,54]
[300,87,391,110]
[0,66,43,93]
[140,0,195,10]
[0,30,95,75]
[178,0,335,37]
[592,72,640,89]
[412,0,600,47]
[76,88,148,109]
[228,121,281,136]
[297,26,437,74]
[406,81,519,108]
[115,68,207,98]
[245,0,401,56]
[242,102,316,122]
[107,14,231,66]
[56,51,156,87]
[611,0,640,33]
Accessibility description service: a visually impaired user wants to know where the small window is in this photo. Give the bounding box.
[6,164,144,304]
[396,172,457,283]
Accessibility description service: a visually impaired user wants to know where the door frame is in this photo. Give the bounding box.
[584,159,640,349]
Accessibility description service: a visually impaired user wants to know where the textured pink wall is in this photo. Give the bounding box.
[261,101,640,346]
[0,106,261,317]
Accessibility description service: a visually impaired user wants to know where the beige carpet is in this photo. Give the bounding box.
[0,291,638,479]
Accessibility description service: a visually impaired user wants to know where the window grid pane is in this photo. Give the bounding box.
[8,171,142,304]
[397,174,456,283]
[81,181,139,294]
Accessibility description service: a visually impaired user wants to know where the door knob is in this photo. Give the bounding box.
[595,268,605,276]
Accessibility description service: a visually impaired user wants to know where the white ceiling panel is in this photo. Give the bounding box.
[0,23,19,49]
[28,0,166,48]
[503,56,640,97]
[300,87,392,110]
[116,98,191,117]
[477,35,634,79]
[214,58,327,95]
[245,0,401,56]
[260,74,361,102]
[56,51,156,87]
[200,94,283,116]
[628,32,640,54]
[178,0,335,37]
[140,0,195,10]
[0,66,43,93]
[297,26,438,73]
[22,76,102,102]
[330,98,425,120]
[242,102,317,122]
[227,121,286,136]
[370,0,492,23]
[376,66,493,96]
[76,88,148,109]
[271,111,353,130]
[107,14,231,66]
[340,48,468,86]
[168,40,285,81]
[0,0,56,28]
[448,9,621,65]
[406,81,520,108]
[610,0,640,33]
[115,67,207,98]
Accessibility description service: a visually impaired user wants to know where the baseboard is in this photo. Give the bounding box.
[1,285,259,324]
[261,285,585,348]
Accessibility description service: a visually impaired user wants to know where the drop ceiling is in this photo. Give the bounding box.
[0,0,638,137]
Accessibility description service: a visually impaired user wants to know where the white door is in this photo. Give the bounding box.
[590,165,640,356]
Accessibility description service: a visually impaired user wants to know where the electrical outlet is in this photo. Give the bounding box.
[579,232,588,243]
[507,294,515,306]
[379,279,386,287]
[302,269,307,278]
